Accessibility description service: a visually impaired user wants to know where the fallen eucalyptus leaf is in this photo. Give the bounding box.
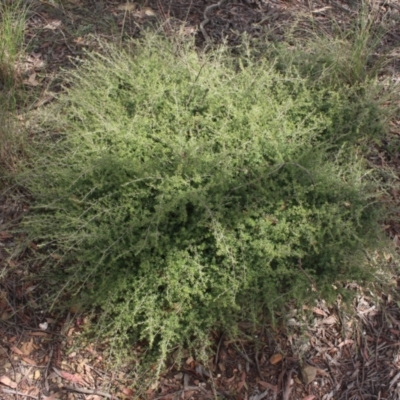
[0,376,17,388]
[143,7,157,17]
[269,353,283,365]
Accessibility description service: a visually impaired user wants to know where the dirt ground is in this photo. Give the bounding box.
[1,0,400,399]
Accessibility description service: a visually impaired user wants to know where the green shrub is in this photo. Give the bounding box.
[22,35,385,366]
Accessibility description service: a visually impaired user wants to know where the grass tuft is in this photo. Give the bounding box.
[0,0,27,91]
[0,0,29,185]
[263,2,390,89]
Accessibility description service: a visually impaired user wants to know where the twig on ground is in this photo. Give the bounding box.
[255,348,263,379]
[62,385,113,398]
[199,0,227,44]
[234,343,255,366]
[2,388,39,399]
[44,347,53,393]
[214,332,224,366]
[282,368,295,400]
[297,258,317,290]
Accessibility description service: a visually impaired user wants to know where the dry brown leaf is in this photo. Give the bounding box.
[0,375,17,388]
[236,372,247,392]
[269,353,283,365]
[21,357,37,366]
[34,94,55,109]
[29,331,50,337]
[23,73,40,87]
[10,346,25,356]
[311,6,331,14]
[338,339,354,347]
[121,386,135,397]
[1,311,10,321]
[312,307,327,317]
[183,26,196,35]
[25,386,40,396]
[117,2,137,11]
[20,339,35,355]
[0,232,13,239]
[185,356,194,365]
[184,391,195,399]
[322,315,337,325]
[258,381,278,392]
[54,368,86,386]
[44,19,62,30]
[42,394,61,400]
[143,7,157,17]
[85,345,98,355]
[363,348,369,361]
[302,395,316,400]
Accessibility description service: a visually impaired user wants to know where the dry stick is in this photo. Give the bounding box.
[282,368,295,400]
[1,389,38,399]
[44,347,54,393]
[251,389,269,400]
[154,386,207,400]
[287,162,315,186]
[120,5,129,45]
[62,385,113,398]
[234,343,255,366]
[57,26,76,54]
[255,348,263,379]
[185,61,207,108]
[32,10,77,55]
[156,0,171,34]
[297,258,317,290]
[183,0,194,24]
[254,326,265,379]
[2,341,18,393]
[277,368,286,395]
[214,332,224,366]
[199,0,228,44]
